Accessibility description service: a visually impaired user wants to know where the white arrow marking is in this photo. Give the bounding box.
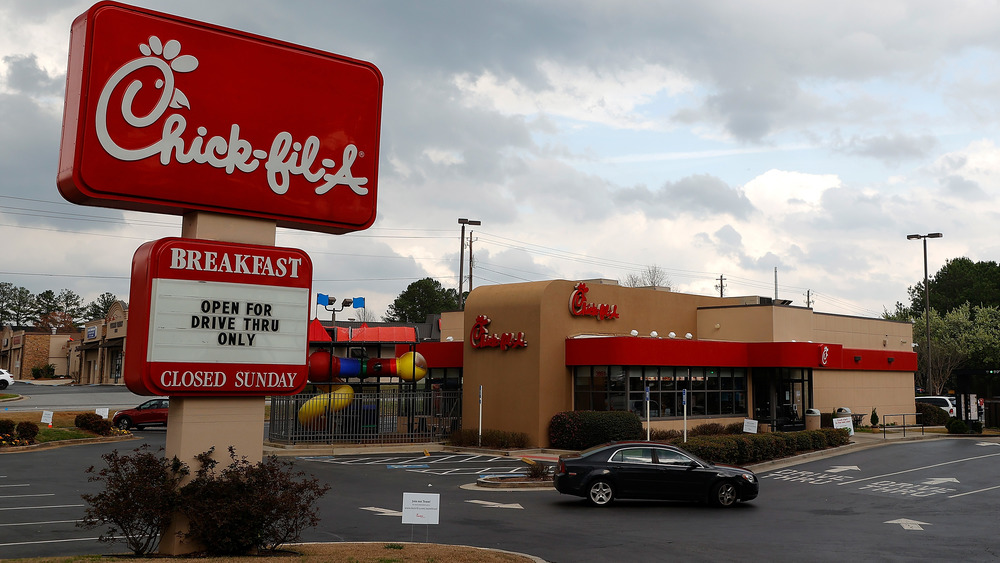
[975,442,1000,447]
[465,500,523,509]
[825,465,861,473]
[885,518,930,531]
[923,477,960,485]
[360,506,403,517]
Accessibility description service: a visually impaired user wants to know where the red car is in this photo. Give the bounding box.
[112,398,169,430]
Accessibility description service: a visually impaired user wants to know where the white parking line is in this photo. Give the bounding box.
[948,484,1000,498]
[0,519,80,527]
[0,536,118,548]
[0,484,29,488]
[838,452,1000,486]
[0,504,85,511]
[0,493,55,499]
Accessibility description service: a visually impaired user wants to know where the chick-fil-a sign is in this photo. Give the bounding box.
[470,315,528,351]
[57,2,383,234]
[569,282,620,320]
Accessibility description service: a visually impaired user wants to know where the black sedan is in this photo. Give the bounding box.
[554,441,758,507]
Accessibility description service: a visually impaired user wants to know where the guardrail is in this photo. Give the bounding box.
[880,413,923,438]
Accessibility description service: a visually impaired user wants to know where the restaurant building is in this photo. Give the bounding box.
[410,279,917,448]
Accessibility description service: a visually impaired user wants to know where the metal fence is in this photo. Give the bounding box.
[268,389,462,445]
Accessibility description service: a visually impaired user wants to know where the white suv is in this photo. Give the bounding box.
[0,369,13,390]
[915,396,956,416]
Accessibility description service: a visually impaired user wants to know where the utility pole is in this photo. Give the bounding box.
[774,267,778,300]
[804,289,812,308]
[716,274,726,298]
[468,229,476,295]
[457,218,481,308]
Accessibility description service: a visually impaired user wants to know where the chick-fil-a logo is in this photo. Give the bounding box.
[95,36,368,198]
[470,315,527,351]
[569,282,619,320]
[818,344,830,367]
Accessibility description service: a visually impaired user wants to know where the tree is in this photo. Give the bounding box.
[909,257,1000,316]
[36,311,77,332]
[383,278,459,323]
[85,292,119,321]
[621,265,671,289]
[57,289,86,322]
[7,286,36,327]
[912,304,973,394]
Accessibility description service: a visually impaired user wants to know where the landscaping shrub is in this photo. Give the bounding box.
[649,428,682,441]
[75,413,115,436]
[15,421,39,442]
[0,419,14,435]
[447,428,530,449]
[914,402,949,426]
[79,445,188,555]
[178,447,330,555]
[946,417,969,434]
[724,422,745,434]
[969,420,984,434]
[669,427,849,466]
[548,411,643,450]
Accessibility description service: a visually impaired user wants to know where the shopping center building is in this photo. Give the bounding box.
[408,279,917,448]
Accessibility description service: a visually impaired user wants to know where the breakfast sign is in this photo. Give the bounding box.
[57,1,383,234]
[124,238,312,396]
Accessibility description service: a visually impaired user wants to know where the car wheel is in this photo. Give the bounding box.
[0,380,8,390]
[115,417,132,430]
[711,481,738,507]
[587,479,615,506]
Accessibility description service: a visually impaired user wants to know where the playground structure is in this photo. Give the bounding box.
[297,349,428,428]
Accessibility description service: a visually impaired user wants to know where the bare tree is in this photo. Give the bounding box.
[621,265,671,289]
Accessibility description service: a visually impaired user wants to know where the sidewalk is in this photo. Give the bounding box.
[749,427,946,472]
[14,378,76,386]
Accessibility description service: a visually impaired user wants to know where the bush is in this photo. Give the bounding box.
[0,419,14,435]
[661,428,850,466]
[447,428,530,449]
[79,445,188,555]
[969,420,984,434]
[16,421,39,442]
[914,402,949,426]
[548,411,643,450]
[649,428,682,441]
[946,417,969,434]
[178,447,330,555]
[74,413,115,436]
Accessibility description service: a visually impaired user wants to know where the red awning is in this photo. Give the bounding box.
[335,323,417,343]
[308,319,332,342]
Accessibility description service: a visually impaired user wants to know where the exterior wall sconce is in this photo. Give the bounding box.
[854,356,862,363]
[630,329,639,336]
[668,332,676,339]
[650,331,658,337]
[888,357,895,364]
[685,333,693,340]
[714,323,721,329]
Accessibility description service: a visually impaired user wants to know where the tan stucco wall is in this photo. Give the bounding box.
[813,370,915,424]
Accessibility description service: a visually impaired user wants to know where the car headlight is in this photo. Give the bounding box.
[741,473,756,483]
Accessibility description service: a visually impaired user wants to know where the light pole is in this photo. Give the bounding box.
[458,218,481,309]
[907,232,942,390]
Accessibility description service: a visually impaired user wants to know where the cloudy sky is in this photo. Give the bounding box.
[2,0,997,322]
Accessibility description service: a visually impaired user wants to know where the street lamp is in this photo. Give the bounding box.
[458,218,481,309]
[907,232,942,390]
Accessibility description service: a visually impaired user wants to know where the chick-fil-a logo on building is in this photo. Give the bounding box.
[58,2,383,234]
[470,315,528,351]
[569,282,620,320]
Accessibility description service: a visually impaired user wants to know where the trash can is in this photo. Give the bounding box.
[805,408,821,430]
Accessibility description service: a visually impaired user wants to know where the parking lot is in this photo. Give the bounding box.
[4,434,1000,561]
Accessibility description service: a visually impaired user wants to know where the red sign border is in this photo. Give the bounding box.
[124,237,313,396]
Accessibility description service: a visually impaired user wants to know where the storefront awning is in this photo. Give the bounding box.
[565,336,917,372]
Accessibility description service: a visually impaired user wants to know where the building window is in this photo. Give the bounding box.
[573,365,748,419]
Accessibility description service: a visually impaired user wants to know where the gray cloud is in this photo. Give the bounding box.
[613,174,756,219]
[832,133,937,165]
[2,54,63,95]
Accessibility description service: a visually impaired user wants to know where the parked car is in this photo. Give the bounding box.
[112,398,169,430]
[554,441,758,507]
[915,396,956,417]
[0,369,12,390]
